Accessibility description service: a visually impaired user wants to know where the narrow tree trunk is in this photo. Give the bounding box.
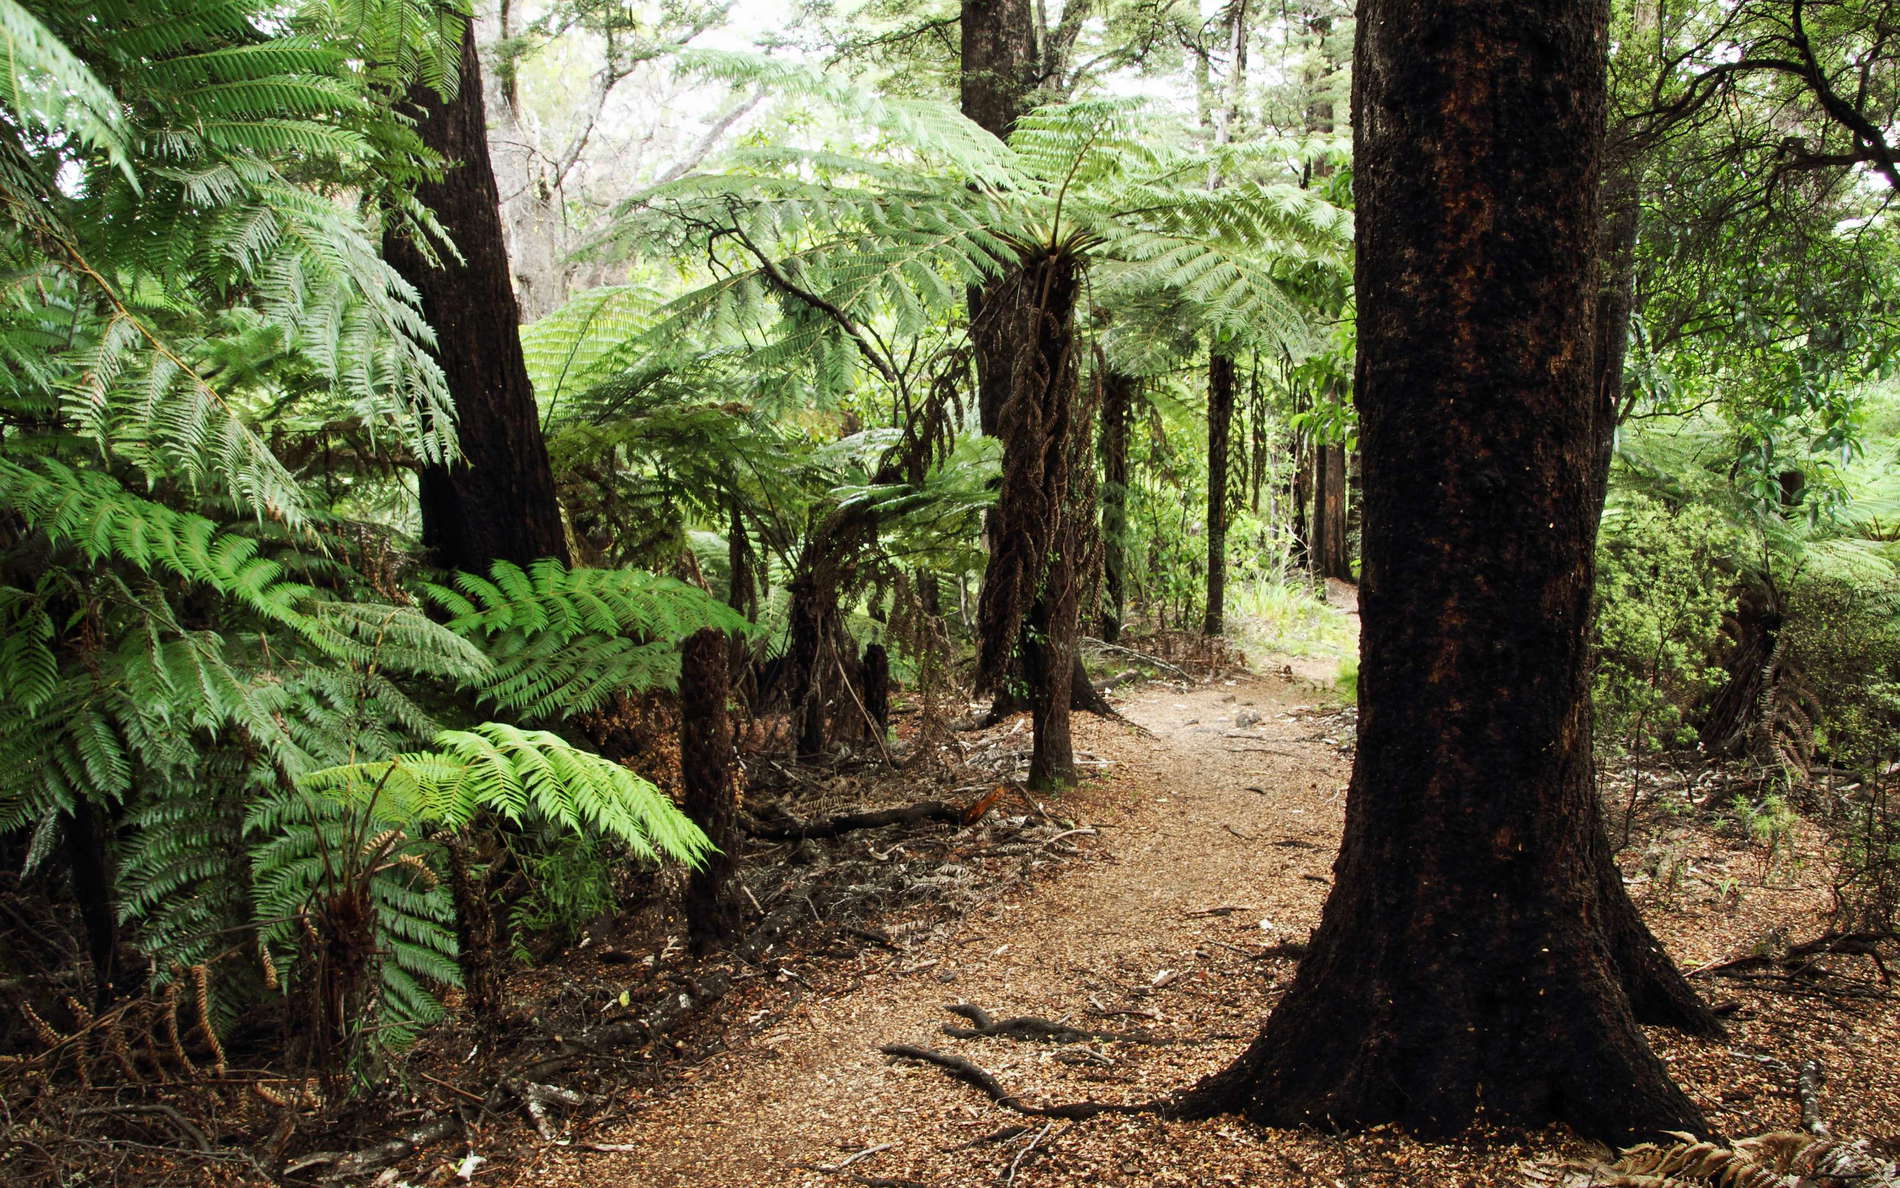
[383,18,569,572]
[860,642,891,735]
[1313,434,1350,582]
[63,804,119,1010]
[681,628,740,951]
[1179,0,1713,1143]
[1204,351,1236,636]
[1099,370,1133,643]
[444,838,501,1020]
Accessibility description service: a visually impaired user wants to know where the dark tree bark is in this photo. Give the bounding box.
[860,642,891,735]
[1204,351,1236,636]
[1311,432,1350,582]
[973,254,1088,787]
[1098,370,1133,643]
[444,837,501,1019]
[383,18,569,572]
[960,0,1040,141]
[681,628,740,952]
[63,804,120,1010]
[1177,0,1717,1143]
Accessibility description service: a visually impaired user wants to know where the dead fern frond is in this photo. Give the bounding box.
[1523,1130,1900,1188]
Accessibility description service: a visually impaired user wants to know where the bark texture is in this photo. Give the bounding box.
[1311,435,1350,582]
[1204,352,1236,636]
[1178,0,1714,1142]
[972,255,1087,787]
[680,628,740,952]
[1098,370,1134,643]
[960,0,1040,140]
[383,20,569,572]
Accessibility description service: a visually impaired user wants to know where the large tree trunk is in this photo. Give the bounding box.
[1204,351,1235,636]
[383,18,569,572]
[1099,370,1133,643]
[1178,0,1715,1143]
[681,628,740,952]
[960,0,1040,141]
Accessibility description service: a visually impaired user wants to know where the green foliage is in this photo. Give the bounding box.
[425,560,755,718]
[1593,493,1738,756]
[250,722,711,1065]
[0,0,464,527]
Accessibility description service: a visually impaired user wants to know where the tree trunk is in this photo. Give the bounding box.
[444,837,501,1020]
[681,628,740,952]
[1099,370,1133,643]
[1312,433,1350,581]
[63,803,120,1011]
[1178,0,1715,1143]
[960,0,1040,141]
[383,18,569,573]
[1204,351,1236,636]
[974,254,1087,787]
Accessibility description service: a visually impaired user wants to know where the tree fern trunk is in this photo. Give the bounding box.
[681,628,740,952]
[975,253,1087,786]
[383,16,569,573]
[63,803,120,1011]
[1099,370,1133,643]
[1205,351,1236,636]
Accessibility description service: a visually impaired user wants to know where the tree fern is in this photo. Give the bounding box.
[604,97,1349,395]
[247,721,711,1060]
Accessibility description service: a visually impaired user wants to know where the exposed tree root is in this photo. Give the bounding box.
[939,1003,1162,1045]
[880,1044,1159,1120]
[1692,929,1895,982]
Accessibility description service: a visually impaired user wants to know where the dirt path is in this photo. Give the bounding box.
[504,663,1899,1188]
[518,671,1357,1187]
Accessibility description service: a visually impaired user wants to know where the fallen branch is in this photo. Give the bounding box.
[1798,1058,1830,1136]
[1003,1120,1062,1186]
[880,1044,1158,1120]
[746,797,987,841]
[1079,637,1194,683]
[289,1115,461,1180]
[1690,929,1895,978]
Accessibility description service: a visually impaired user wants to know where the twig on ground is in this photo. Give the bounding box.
[1002,1120,1061,1186]
[797,1142,895,1174]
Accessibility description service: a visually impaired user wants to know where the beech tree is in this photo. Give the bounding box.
[1178,0,1722,1141]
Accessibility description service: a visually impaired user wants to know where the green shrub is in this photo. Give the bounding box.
[1593,494,1736,756]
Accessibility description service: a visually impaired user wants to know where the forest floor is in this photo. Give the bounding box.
[9,627,1897,1186]
[454,651,1899,1188]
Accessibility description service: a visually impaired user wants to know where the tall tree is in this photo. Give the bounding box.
[1203,349,1236,635]
[1301,8,1354,585]
[961,0,1098,782]
[1179,0,1718,1142]
[1203,0,1247,637]
[385,16,570,571]
[1099,369,1135,643]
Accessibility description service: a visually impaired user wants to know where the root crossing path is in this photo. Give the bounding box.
[530,672,1359,1187]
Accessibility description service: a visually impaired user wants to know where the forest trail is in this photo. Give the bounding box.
[523,668,1361,1187]
[502,651,1900,1188]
